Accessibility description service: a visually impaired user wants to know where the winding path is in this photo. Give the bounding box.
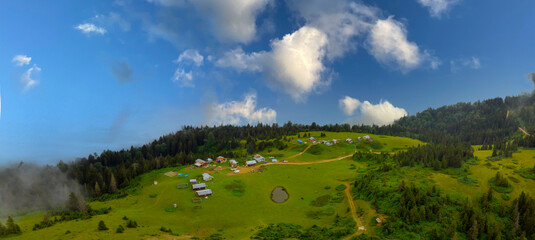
[342,182,364,240]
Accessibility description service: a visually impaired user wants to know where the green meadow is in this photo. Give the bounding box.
[10,133,535,239]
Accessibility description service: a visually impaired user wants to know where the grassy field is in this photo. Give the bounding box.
[430,149,535,200]
[14,133,535,239]
[10,132,424,239]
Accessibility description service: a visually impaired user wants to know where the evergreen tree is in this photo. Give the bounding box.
[98,220,108,231]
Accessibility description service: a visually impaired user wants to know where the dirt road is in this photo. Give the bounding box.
[342,182,364,240]
[282,143,315,160]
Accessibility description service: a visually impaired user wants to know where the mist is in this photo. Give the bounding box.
[0,162,82,217]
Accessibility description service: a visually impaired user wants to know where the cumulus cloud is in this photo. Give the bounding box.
[111,61,133,84]
[217,26,328,102]
[176,49,204,67]
[20,64,40,91]
[367,17,436,72]
[12,55,31,66]
[217,0,437,101]
[75,23,107,35]
[286,0,379,60]
[205,93,276,125]
[417,0,459,18]
[450,56,481,72]
[339,96,361,116]
[341,96,407,126]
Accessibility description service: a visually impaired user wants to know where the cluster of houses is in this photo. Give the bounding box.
[245,154,278,167]
[189,173,214,198]
[296,136,375,145]
[194,156,228,168]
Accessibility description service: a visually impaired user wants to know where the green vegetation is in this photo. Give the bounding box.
[224,179,246,197]
[489,172,514,193]
[516,164,535,179]
[0,216,22,237]
[335,184,347,191]
[310,195,331,207]
[458,176,478,185]
[97,221,108,231]
[115,225,124,233]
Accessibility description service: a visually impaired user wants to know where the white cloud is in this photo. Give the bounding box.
[339,96,361,116]
[12,55,31,66]
[217,26,329,102]
[20,64,41,91]
[75,23,107,35]
[146,0,186,7]
[205,93,276,125]
[216,48,266,72]
[286,0,379,60]
[176,49,204,67]
[450,56,481,72]
[417,0,459,18]
[172,49,204,87]
[268,26,328,101]
[341,96,407,126]
[367,17,424,72]
[172,68,194,87]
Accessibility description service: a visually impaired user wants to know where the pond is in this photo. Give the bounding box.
[271,186,289,203]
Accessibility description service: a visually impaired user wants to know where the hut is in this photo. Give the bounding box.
[333,139,339,144]
[246,160,257,167]
[229,159,238,167]
[206,158,213,163]
[195,159,207,167]
[189,179,197,184]
[192,183,207,190]
[345,138,353,143]
[196,189,212,197]
[254,154,265,162]
[202,173,214,181]
[216,156,227,163]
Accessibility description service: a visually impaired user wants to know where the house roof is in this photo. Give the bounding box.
[246,160,256,165]
[229,159,237,163]
[189,179,197,182]
[196,189,212,195]
[202,173,213,177]
[192,183,206,189]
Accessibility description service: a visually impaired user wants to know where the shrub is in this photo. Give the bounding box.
[98,220,108,231]
[126,220,138,228]
[149,194,158,198]
[310,195,331,207]
[335,184,347,191]
[116,225,125,233]
[160,226,172,233]
[324,186,331,190]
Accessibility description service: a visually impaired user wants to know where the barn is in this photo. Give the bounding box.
[192,183,207,190]
[246,160,257,167]
[196,189,213,197]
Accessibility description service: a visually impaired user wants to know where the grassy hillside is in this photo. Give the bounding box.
[9,132,422,239]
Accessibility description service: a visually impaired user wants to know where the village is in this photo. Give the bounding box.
[160,135,375,202]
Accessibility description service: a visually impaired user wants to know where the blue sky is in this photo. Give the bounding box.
[1,0,534,163]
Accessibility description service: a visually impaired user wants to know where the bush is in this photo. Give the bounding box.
[310,195,331,207]
[489,172,513,193]
[160,226,172,233]
[116,225,125,233]
[335,184,347,191]
[149,194,158,198]
[98,220,108,231]
[65,230,71,234]
[126,220,138,228]
[324,186,331,190]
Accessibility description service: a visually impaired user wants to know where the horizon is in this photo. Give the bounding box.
[1,0,535,163]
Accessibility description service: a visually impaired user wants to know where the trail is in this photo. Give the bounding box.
[519,127,531,136]
[282,143,315,160]
[342,182,364,240]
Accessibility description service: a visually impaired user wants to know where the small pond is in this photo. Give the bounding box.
[271,186,289,203]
